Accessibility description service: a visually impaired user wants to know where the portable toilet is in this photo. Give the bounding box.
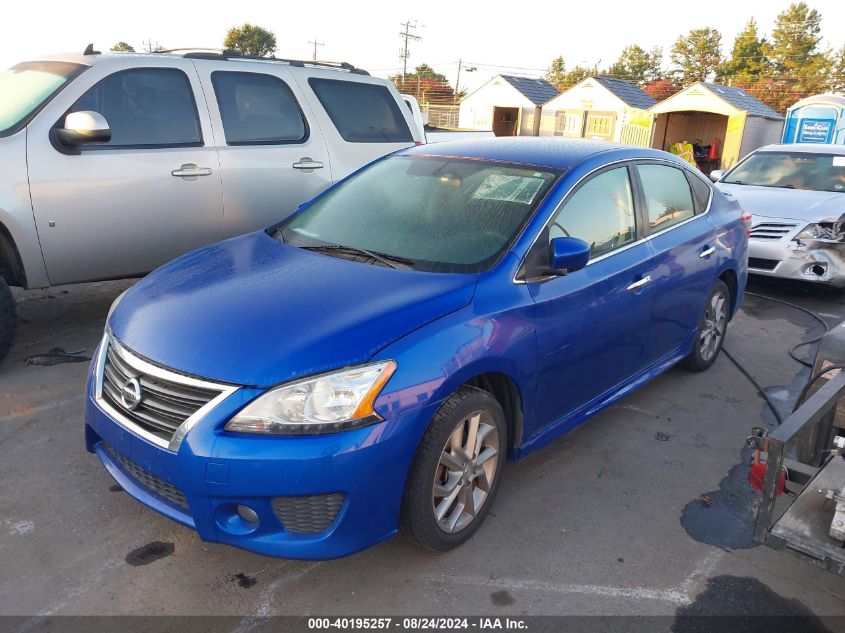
[783,94,845,144]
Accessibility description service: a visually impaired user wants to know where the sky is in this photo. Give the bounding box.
[3,0,844,93]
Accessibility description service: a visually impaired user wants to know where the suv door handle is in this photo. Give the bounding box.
[699,246,716,258]
[626,275,652,292]
[171,164,212,178]
[293,158,324,170]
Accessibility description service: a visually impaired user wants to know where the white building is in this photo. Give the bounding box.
[459,75,559,136]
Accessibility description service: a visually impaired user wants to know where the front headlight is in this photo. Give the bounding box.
[794,219,845,243]
[225,361,397,435]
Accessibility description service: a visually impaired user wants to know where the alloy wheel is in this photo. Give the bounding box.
[700,289,727,362]
[432,410,500,534]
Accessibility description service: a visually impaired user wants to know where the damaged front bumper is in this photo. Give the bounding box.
[748,215,845,287]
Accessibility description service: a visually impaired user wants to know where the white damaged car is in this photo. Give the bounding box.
[712,144,845,287]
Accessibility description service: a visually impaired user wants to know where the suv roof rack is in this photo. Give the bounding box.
[153,48,369,75]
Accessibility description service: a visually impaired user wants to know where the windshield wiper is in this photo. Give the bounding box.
[303,244,414,270]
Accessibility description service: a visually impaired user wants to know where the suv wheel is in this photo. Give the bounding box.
[682,279,730,372]
[400,387,506,551]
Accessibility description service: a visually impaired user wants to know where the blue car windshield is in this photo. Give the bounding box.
[279,155,559,273]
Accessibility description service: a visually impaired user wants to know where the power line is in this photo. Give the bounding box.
[398,19,422,81]
[307,37,324,62]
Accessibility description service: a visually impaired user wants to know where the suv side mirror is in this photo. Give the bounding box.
[709,169,724,183]
[56,111,111,146]
[548,237,590,275]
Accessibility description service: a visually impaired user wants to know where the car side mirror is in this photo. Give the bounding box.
[547,237,590,275]
[56,111,111,146]
[709,169,724,183]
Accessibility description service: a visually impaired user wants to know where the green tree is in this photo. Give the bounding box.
[606,45,664,84]
[832,45,845,92]
[110,42,135,53]
[763,2,831,97]
[224,23,277,57]
[391,64,456,104]
[717,19,769,84]
[545,56,567,89]
[671,27,723,84]
[560,64,598,90]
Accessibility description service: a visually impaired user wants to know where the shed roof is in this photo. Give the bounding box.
[700,83,782,118]
[499,75,560,106]
[591,76,657,110]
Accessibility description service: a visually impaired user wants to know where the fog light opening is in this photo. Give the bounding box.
[810,264,827,277]
[237,504,259,524]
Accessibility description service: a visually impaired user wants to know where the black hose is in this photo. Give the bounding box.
[745,291,831,367]
[722,347,785,425]
[721,291,836,425]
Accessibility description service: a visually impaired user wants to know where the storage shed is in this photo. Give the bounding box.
[539,76,656,147]
[783,93,845,144]
[458,75,559,136]
[650,82,783,172]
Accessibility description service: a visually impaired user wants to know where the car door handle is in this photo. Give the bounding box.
[699,246,716,258]
[293,158,324,170]
[171,164,212,178]
[626,275,652,292]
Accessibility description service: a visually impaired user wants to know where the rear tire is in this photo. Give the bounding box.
[0,277,17,363]
[682,279,730,372]
[400,387,507,551]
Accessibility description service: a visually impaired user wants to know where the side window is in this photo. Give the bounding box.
[638,164,696,232]
[68,68,201,147]
[549,166,636,258]
[308,78,413,143]
[211,72,307,145]
[686,171,713,213]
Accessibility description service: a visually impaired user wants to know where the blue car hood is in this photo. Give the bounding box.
[109,231,477,387]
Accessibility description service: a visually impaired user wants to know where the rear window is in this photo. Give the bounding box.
[211,71,307,145]
[308,78,412,143]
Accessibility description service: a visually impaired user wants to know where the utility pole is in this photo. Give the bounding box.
[399,20,421,82]
[307,37,324,62]
[455,60,476,104]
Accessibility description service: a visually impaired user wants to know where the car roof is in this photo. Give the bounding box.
[400,137,677,170]
[755,143,845,155]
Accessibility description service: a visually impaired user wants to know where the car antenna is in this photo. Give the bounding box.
[83,43,101,56]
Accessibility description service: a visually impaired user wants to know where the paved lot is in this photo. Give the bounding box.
[1,276,845,625]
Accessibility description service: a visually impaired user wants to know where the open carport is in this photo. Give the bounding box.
[650,82,784,174]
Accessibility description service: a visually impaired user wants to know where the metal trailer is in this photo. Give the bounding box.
[751,322,845,575]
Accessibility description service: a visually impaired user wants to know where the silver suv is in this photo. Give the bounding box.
[0,46,422,360]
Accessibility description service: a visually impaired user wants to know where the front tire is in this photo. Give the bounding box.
[400,387,507,551]
[682,279,730,372]
[0,277,17,363]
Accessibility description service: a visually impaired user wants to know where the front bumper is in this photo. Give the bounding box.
[84,355,434,560]
[748,216,845,287]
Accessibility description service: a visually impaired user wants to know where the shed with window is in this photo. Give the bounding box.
[538,76,656,147]
[650,82,783,173]
[458,75,559,136]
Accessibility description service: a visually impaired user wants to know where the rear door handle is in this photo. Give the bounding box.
[699,246,716,258]
[171,164,212,178]
[626,275,652,292]
[293,158,324,171]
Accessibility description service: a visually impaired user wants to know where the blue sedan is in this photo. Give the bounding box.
[85,138,748,558]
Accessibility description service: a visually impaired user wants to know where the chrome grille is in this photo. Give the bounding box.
[99,338,226,445]
[749,222,797,240]
[103,443,188,509]
[272,494,344,534]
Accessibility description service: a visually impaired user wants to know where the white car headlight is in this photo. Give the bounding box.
[225,361,397,435]
[794,221,845,243]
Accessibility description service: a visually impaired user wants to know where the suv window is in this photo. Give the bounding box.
[549,166,636,258]
[211,72,307,145]
[638,164,695,232]
[308,78,412,143]
[69,68,201,147]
